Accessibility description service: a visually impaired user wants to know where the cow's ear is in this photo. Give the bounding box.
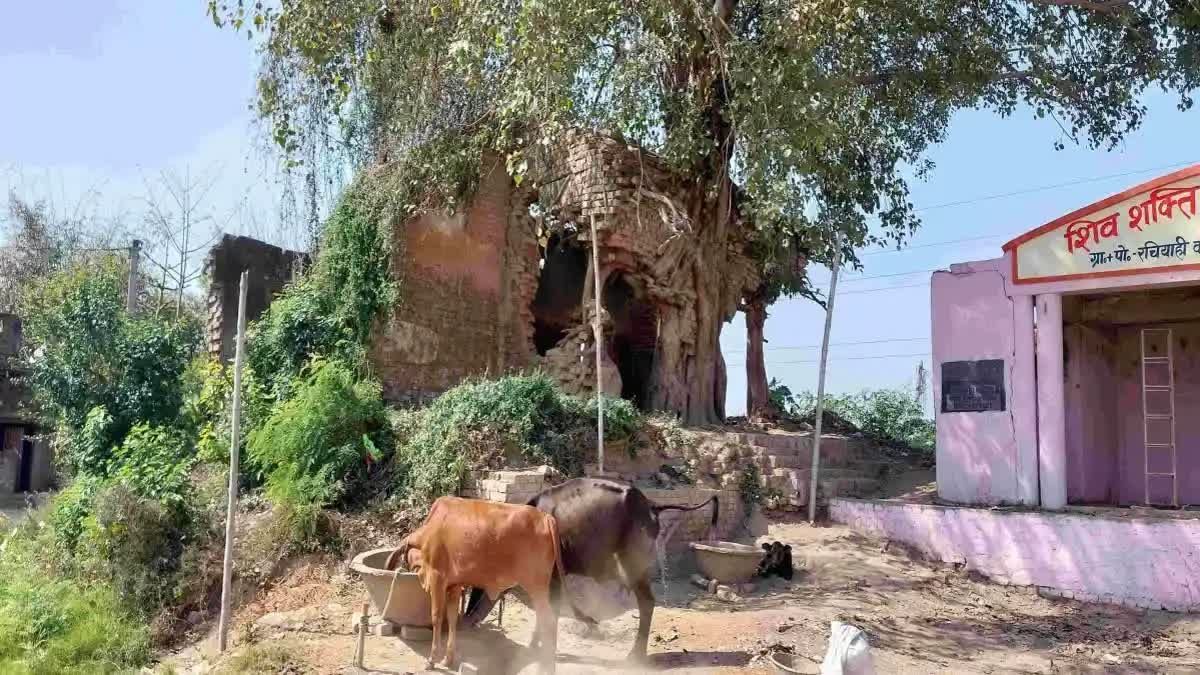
[784,545,792,552]
[762,543,771,551]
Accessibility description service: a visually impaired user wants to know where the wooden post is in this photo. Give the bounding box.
[354,601,368,668]
[126,239,142,313]
[217,270,250,652]
[808,233,843,524]
[590,215,605,475]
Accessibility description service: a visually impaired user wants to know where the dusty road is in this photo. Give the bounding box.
[165,514,1200,674]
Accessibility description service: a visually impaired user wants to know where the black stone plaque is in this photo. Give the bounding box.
[941,359,1005,413]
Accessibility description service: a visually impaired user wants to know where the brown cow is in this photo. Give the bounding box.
[387,496,565,672]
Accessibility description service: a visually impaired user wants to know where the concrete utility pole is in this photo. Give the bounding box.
[218,270,249,652]
[126,239,142,313]
[808,232,843,524]
[590,215,605,475]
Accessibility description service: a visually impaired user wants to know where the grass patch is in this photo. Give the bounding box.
[0,519,151,674]
[214,643,306,674]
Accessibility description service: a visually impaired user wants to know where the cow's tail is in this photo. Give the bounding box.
[546,515,566,583]
[651,494,720,540]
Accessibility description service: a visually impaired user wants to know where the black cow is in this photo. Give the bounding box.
[463,478,718,661]
[756,541,793,580]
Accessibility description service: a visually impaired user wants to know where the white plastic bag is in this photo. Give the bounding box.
[820,621,875,675]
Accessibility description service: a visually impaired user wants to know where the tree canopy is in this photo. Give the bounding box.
[212,0,1198,262]
[210,0,1200,422]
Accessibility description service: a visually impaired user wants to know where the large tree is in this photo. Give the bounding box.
[210,0,1198,424]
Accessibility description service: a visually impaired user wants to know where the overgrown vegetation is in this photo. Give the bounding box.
[21,257,199,472]
[0,514,152,674]
[247,186,396,400]
[393,373,640,510]
[770,378,935,454]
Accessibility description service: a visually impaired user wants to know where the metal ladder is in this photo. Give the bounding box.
[1141,328,1178,507]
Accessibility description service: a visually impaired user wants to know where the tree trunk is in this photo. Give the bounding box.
[744,296,775,420]
[644,0,741,426]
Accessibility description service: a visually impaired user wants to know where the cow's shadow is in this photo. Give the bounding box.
[401,627,752,673]
[555,650,753,671]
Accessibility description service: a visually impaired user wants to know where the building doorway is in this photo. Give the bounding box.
[1063,286,1200,506]
[16,439,33,493]
[603,274,658,410]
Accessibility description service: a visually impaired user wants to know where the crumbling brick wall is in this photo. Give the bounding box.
[513,131,761,400]
[204,235,308,364]
[370,158,513,403]
[370,130,763,409]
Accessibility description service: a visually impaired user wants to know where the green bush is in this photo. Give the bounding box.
[0,518,151,674]
[109,424,194,509]
[783,385,935,453]
[394,373,641,508]
[49,477,102,557]
[247,358,390,511]
[62,406,117,477]
[21,257,199,477]
[247,189,396,399]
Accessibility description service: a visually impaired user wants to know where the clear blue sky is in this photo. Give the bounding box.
[2,1,1197,415]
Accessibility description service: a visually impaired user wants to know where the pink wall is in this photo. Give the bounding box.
[931,267,1026,505]
[832,498,1200,612]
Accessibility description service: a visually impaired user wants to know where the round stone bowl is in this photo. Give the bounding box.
[768,651,820,674]
[350,548,432,627]
[689,540,763,583]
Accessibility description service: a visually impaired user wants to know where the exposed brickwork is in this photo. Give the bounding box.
[530,131,761,398]
[204,234,308,364]
[370,130,766,406]
[370,159,512,402]
[645,487,744,553]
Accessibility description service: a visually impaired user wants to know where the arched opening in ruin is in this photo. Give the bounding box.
[530,233,587,355]
[603,273,658,410]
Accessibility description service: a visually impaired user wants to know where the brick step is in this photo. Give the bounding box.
[819,477,881,499]
[763,452,895,475]
[747,434,876,460]
[765,469,882,505]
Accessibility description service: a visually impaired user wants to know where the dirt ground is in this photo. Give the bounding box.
[162,507,1200,675]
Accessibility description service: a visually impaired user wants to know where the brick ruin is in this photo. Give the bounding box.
[370,130,763,415]
[0,313,52,494]
[202,132,764,416]
[204,234,308,364]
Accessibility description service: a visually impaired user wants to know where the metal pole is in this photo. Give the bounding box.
[808,232,843,524]
[590,215,605,475]
[126,239,142,313]
[218,270,250,652]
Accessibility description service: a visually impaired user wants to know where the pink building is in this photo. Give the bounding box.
[934,164,1200,509]
[832,166,1200,612]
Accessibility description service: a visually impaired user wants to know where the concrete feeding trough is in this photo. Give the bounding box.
[689,540,763,583]
[350,548,432,627]
[768,651,820,674]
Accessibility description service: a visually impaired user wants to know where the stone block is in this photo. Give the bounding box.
[401,625,434,641]
[459,663,480,675]
[374,621,396,636]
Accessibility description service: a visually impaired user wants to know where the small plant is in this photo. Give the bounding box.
[77,483,189,615]
[247,357,390,512]
[109,424,194,508]
[215,642,305,674]
[739,463,765,508]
